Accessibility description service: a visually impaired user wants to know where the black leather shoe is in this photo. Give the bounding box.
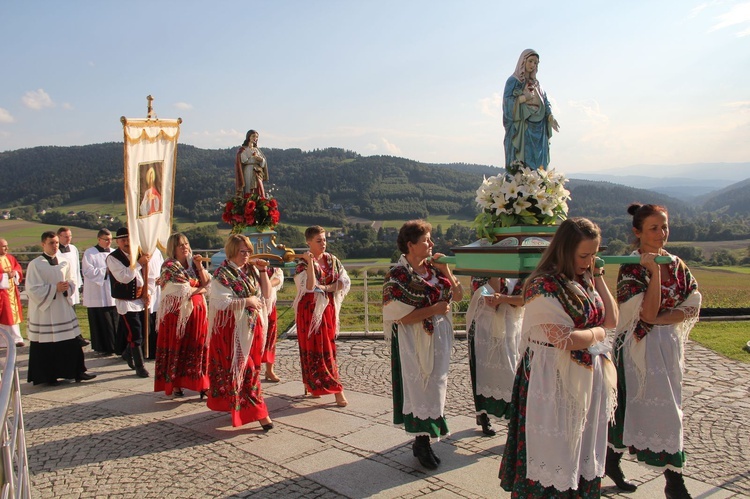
[606,449,637,492]
[121,349,135,370]
[477,413,496,436]
[47,379,60,386]
[412,436,438,470]
[75,372,97,382]
[77,335,90,347]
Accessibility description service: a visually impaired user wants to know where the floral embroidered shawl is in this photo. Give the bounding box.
[292,253,350,338]
[156,258,205,339]
[382,255,454,385]
[208,259,267,392]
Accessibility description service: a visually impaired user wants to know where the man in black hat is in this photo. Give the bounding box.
[105,227,150,378]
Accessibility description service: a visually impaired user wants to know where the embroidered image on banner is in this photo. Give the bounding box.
[139,161,164,218]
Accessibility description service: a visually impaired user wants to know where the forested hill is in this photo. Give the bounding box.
[1,143,749,242]
[0,144,483,223]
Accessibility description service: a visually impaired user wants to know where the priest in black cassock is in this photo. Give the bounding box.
[26,231,95,386]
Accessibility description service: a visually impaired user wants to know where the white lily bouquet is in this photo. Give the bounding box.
[472,160,571,239]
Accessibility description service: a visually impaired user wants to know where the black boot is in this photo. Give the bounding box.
[412,436,438,470]
[429,445,441,465]
[605,448,637,492]
[121,348,135,370]
[664,469,692,499]
[476,413,496,436]
[131,345,150,378]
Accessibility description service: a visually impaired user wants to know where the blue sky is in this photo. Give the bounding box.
[1,1,748,173]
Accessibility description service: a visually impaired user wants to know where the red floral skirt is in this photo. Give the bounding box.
[261,306,277,365]
[206,312,268,427]
[296,293,343,396]
[154,295,210,395]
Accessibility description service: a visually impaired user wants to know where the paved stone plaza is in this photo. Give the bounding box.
[15,337,750,498]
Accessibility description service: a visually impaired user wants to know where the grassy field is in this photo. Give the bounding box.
[668,239,750,260]
[46,198,127,218]
[691,321,750,363]
[683,266,750,308]
[0,219,102,250]
[378,215,473,230]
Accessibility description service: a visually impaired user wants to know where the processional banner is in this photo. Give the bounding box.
[120,116,181,266]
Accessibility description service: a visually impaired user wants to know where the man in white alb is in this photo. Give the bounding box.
[57,227,89,347]
[82,228,118,355]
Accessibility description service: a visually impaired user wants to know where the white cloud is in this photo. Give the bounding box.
[709,2,750,36]
[479,92,503,118]
[21,89,55,110]
[724,100,750,110]
[189,129,244,146]
[381,138,402,155]
[688,2,710,18]
[568,99,609,126]
[364,143,378,151]
[0,108,14,123]
[174,102,193,110]
[61,103,74,110]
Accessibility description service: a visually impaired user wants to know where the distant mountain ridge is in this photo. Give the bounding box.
[569,162,749,182]
[568,162,750,200]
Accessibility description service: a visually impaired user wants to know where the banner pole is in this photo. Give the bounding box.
[142,264,150,358]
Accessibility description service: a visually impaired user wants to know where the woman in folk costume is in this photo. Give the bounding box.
[293,225,351,407]
[383,220,464,470]
[464,276,524,436]
[154,233,211,398]
[262,266,285,382]
[607,204,701,499]
[500,218,618,497]
[207,234,274,430]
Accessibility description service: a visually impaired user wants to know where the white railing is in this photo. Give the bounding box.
[0,331,30,499]
[279,270,470,336]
